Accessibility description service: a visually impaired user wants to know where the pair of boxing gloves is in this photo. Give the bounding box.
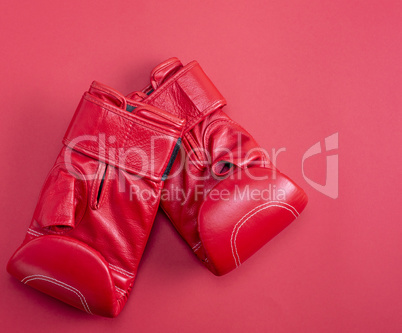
[7,58,308,317]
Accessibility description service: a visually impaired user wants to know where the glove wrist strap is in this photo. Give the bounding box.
[145,61,227,132]
[63,92,184,181]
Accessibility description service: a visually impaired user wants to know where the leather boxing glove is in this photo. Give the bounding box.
[127,58,308,276]
[7,81,184,317]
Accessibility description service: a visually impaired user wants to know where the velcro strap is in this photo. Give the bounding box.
[145,61,227,131]
[63,93,183,181]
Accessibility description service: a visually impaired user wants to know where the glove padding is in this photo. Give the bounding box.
[7,81,184,316]
[128,58,308,275]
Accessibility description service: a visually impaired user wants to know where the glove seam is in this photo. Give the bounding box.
[84,94,181,138]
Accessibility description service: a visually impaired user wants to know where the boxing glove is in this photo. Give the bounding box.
[7,81,184,317]
[127,58,308,276]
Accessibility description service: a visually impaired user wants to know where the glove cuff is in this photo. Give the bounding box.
[63,83,185,182]
[144,61,227,132]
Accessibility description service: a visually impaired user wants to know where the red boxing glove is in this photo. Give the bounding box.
[7,82,184,317]
[128,58,308,276]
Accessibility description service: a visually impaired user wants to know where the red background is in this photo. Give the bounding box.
[1,1,401,332]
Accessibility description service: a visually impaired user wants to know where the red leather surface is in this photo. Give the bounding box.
[1,0,401,332]
[133,58,308,275]
[8,236,117,317]
[199,168,307,275]
[7,82,185,317]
